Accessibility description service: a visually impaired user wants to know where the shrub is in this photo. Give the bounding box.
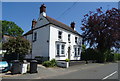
[114,53,120,61]
[42,59,57,67]
[50,59,57,67]
[42,61,52,67]
[65,59,70,62]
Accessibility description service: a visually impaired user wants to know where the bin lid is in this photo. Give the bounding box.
[11,60,19,63]
[30,60,37,62]
[23,60,27,63]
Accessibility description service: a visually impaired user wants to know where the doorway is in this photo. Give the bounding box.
[68,47,71,60]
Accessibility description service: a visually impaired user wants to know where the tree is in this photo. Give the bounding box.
[81,8,120,62]
[2,20,24,37]
[3,37,31,61]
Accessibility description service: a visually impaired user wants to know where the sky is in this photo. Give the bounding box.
[2,2,118,34]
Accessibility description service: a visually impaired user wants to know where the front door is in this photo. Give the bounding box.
[68,47,70,60]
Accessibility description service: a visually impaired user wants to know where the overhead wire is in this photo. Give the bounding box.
[56,0,79,20]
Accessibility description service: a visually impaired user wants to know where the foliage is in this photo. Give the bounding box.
[50,59,57,67]
[2,20,24,37]
[0,42,1,50]
[81,48,97,61]
[42,61,52,67]
[114,53,120,61]
[81,8,120,62]
[3,37,31,61]
[65,59,70,62]
[42,59,57,67]
[104,50,114,62]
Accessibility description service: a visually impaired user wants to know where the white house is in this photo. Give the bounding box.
[23,4,82,61]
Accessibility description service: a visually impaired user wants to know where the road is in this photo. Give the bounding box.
[1,62,119,81]
[44,62,118,80]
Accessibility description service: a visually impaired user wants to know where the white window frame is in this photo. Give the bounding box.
[68,34,71,42]
[58,31,62,40]
[74,46,81,57]
[56,43,65,57]
[75,37,78,43]
[33,32,37,41]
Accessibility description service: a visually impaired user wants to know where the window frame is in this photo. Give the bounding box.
[56,43,65,57]
[74,46,81,57]
[75,37,78,43]
[68,34,71,42]
[58,31,62,40]
[33,32,37,42]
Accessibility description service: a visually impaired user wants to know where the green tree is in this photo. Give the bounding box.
[3,37,31,61]
[2,20,24,37]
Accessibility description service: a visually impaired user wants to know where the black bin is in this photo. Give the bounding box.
[30,60,38,73]
[11,60,21,74]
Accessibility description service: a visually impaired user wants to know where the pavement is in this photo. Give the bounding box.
[1,62,119,80]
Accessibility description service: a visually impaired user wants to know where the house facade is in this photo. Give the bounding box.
[24,4,82,61]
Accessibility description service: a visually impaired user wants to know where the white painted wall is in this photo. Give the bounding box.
[24,13,82,61]
[32,25,50,59]
[34,14,49,28]
[49,24,82,60]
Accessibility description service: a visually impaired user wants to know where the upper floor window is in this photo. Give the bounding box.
[68,34,71,42]
[33,32,37,41]
[58,31,62,39]
[75,37,78,43]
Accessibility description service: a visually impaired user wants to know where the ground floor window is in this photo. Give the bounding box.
[74,46,81,57]
[56,43,65,57]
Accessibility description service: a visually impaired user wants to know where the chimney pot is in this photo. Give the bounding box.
[70,22,75,30]
[32,19,37,29]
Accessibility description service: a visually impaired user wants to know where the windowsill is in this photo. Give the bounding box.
[32,40,36,42]
[56,55,65,57]
[74,56,80,57]
[68,41,71,43]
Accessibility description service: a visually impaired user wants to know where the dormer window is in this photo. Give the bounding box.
[75,37,78,43]
[58,31,62,40]
[68,34,71,42]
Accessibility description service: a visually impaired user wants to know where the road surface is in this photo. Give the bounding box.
[45,62,118,80]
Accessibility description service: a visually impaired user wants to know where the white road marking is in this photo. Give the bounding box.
[102,71,117,80]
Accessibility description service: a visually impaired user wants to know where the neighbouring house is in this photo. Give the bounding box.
[23,4,82,61]
[0,35,14,57]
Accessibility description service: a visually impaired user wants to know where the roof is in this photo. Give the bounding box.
[45,16,82,36]
[23,16,82,37]
[23,30,33,36]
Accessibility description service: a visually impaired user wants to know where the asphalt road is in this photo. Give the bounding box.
[45,62,118,80]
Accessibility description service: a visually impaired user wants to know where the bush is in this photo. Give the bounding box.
[50,59,57,67]
[42,61,52,67]
[81,48,97,61]
[42,59,57,67]
[65,59,70,62]
[114,53,120,61]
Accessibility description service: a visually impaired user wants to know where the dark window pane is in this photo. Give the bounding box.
[61,44,65,54]
[57,44,60,55]
[75,48,77,56]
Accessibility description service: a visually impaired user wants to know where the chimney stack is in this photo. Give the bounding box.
[40,4,46,13]
[32,19,37,29]
[70,22,75,30]
[40,4,46,17]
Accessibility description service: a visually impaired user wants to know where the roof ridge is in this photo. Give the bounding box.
[46,16,75,31]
